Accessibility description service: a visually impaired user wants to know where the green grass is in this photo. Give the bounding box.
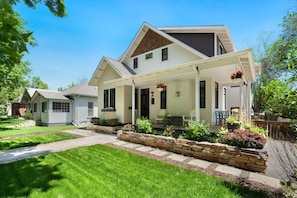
[0,125,78,137]
[0,117,25,127]
[0,133,77,150]
[0,145,269,197]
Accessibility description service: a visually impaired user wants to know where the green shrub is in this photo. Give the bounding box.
[24,110,33,120]
[219,129,266,149]
[135,117,152,133]
[100,119,107,126]
[181,121,212,142]
[163,125,175,137]
[243,124,267,135]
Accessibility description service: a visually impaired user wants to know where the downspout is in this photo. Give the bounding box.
[193,65,200,122]
[132,79,135,125]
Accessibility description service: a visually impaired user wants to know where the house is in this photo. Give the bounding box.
[89,22,261,126]
[20,83,98,126]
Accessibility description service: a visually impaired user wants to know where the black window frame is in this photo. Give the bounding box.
[103,88,116,110]
[200,81,206,108]
[162,48,168,61]
[160,87,167,109]
[52,102,70,112]
[215,82,219,108]
[133,57,138,69]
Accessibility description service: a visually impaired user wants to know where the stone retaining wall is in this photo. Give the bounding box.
[117,131,268,173]
[86,125,117,134]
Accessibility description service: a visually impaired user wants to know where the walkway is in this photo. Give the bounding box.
[0,129,282,191]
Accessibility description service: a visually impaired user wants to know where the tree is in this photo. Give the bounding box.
[269,11,297,82]
[30,76,48,89]
[0,0,66,104]
[58,76,89,91]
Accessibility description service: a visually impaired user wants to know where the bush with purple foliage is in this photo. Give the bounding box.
[219,129,266,149]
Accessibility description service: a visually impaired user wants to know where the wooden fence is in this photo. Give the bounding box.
[253,120,296,142]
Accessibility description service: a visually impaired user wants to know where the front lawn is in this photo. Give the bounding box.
[0,125,77,137]
[0,117,25,128]
[0,132,77,150]
[0,145,268,197]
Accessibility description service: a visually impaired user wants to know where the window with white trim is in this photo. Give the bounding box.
[88,102,93,116]
[103,88,116,110]
[53,102,70,112]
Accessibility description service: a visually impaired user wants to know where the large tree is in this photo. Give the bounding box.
[0,0,66,104]
[30,76,48,89]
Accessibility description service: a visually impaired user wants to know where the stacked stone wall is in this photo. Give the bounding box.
[117,131,268,173]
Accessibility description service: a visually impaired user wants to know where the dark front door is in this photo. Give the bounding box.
[140,88,149,118]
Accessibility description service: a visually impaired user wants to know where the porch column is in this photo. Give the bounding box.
[239,80,243,122]
[132,80,135,125]
[247,82,252,123]
[194,66,200,121]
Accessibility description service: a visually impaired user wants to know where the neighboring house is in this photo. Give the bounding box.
[89,22,261,125]
[19,83,98,126]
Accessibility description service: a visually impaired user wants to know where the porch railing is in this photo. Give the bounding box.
[253,120,296,142]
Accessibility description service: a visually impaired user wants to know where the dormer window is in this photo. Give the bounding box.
[133,58,138,69]
[162,48,168,61]
[145,52,153,60]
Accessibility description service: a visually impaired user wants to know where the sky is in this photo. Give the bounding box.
[14,0,295,90]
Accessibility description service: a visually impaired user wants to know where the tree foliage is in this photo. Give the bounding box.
[29,76,48,89]
[0,0,66,104]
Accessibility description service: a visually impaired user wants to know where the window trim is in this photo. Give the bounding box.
[102,88,116,111]
[88,102,93,117]
[162,48,168,61]
[133,57,138,69]
[52,102,70,112]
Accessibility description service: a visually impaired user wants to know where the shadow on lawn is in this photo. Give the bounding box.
[0,156,63,196]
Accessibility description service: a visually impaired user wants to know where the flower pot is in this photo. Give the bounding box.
[157,88,164,91]
[232,78,241,83]
[227,122,240,132]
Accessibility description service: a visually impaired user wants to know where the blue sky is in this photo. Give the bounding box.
[15,0,295,90]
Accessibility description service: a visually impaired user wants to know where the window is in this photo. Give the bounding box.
[133,57,138,69]
[162,48,168,61]
[42,102,47,112]
[215,82,219,108]
[33,103,37,112]
[53,102,70,112]
[103,88,116,110]
[200,81,206,108]
[160,87,167,109]
[88,102,93,116]
[145,52,153,60]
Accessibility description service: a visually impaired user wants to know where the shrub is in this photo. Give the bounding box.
[181,121,212,142]
[135,117,152,133]
[100,119,107,126]
[219,129,266,149]
[24,110,33,120]
[243,124,267,137]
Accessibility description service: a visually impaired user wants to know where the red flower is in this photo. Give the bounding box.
[230,71,243,79]
[156,82,165,88]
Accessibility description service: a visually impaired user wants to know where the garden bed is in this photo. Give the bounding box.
[117,131,268,173]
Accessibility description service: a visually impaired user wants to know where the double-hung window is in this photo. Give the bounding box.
[103,88,116,110]
[162,48,168,61]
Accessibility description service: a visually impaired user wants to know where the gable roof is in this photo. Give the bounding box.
[159,25,235,53]
[120,22,209,62]
[62,82,97,97]
[32,90,69,101]
[89,56,135,86]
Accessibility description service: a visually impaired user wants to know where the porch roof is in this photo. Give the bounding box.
[104,48,261,87]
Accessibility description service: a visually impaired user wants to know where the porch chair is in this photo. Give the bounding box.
[155,109,166,124]
[183,109,196,126]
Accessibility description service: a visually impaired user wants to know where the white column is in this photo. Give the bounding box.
[132,80,135,125]
[247,82,252,123]
[194,66,200,121]
[239,80,243,122]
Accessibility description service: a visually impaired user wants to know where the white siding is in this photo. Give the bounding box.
[124,43,202,74]
[72,96,98,122]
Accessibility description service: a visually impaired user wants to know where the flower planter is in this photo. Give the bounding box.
[227,122,240,132]
[232,78,241,83]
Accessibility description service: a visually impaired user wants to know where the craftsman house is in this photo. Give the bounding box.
[89,22,261,125]
[20,83,98,126]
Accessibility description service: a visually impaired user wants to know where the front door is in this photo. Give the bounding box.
[140,88,149,118]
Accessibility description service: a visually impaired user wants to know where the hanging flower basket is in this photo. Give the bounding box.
[230,71,243,83]
[156,82,165,91]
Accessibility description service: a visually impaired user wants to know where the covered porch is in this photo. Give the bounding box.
[105,49,260,126]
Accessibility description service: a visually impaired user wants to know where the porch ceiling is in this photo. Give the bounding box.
[105,49,259,87]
